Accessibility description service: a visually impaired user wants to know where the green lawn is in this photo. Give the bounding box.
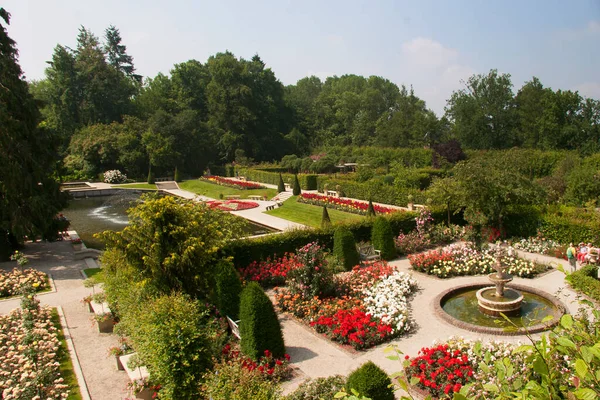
[83,268,105,282]
[180,179,277,200]
[111,183,157,190]
[266,196,364,228]
[51,309,82,400]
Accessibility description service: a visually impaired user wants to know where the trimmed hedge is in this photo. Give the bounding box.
[238,168,321,190]
[371,216,396,260]
[239,282,285,360]
[333,226,360,270]
[214,260,243,320]
[223,211,423,268]
[566,265,600,304]
[346,361,394,400]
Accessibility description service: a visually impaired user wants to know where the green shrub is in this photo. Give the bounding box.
[371,216,396,260]
[225,164,235,177]
[215,260,243,320]
[333,226,360,271]
[203,357,279,400]
[284,375,346,400]
[566,266,600,303]
[304,174,318,190]
[287,242,334,298]
[292,174,301,196]
[278,173,285,193]
[239,282,285,360]
[321,206,331,228]
[345,361,394,400]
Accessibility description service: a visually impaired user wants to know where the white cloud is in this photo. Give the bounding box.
[398,37,475,114]
[401,37,458,68]
[574,82,600,99]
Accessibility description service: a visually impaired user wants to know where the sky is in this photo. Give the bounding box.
[3,0,600,115]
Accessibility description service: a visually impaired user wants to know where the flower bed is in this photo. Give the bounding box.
[0,294,69,398]
[206,200,259,211]
[276,262,417,350]
[239,253,302,287]
[0,268,48,298]
[202,175,264,190]
[408,243,550,278]
[221,344,291,380]
[501,236,565,258]
[298,193,398,215]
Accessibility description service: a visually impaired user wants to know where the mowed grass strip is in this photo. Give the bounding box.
[83,267,105,282]
[51,309,82,400]
[180,179,278,200]
[111,183,157,190]
[266,196,364,228]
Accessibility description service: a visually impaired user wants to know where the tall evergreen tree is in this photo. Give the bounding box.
[0,8,65,259]
[104,25,142,83]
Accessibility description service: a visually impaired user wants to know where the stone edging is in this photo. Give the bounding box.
[56,305,92,400]
[432,283,567,336]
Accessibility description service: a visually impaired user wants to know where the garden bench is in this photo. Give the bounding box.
[248,195,263,201]
[227,316,241,339]
[357,244,381,263]
[266,204,275,211]
[225,195,241,200]
[327,190,338,197]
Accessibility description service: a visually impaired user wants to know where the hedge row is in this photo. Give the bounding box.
[237,168,321,190]
[223,210,434,268]
[566,266,600,304]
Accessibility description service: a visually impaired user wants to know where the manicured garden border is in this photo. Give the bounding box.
[0,273,56,302]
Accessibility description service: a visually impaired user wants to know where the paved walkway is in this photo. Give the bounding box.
[278,250,583,394]
[0,241,130,400]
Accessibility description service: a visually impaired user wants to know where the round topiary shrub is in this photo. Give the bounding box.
[239,281,285,360]
[215,260,242,320]
[346,361,394,400]
[333,226,360,271]
[371,216,396,260]
[285,375,346,400]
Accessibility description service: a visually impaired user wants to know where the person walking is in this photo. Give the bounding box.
[567,243,577,272]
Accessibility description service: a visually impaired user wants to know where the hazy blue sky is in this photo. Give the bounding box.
[4,0,600,114]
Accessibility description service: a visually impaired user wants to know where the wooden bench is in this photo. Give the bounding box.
[357,244,381,263]
[227,316,241,339]
[248,195,264,201]
[327,190,338,197]
[225,195,241,200]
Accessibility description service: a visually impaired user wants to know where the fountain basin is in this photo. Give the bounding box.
[476,287,523,316]
[434,283,565,335]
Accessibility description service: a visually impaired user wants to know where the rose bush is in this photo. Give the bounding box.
[0,268,48,298]
[239,253,302,287]
[298,193,398,215]
[103,169,127,184]
[202,175,264,190]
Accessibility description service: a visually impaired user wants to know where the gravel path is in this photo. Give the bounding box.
[0,240,130,400]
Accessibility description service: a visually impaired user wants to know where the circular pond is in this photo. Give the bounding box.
[435,283,565,335]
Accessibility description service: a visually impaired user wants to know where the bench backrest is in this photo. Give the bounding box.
[358,245,375,256]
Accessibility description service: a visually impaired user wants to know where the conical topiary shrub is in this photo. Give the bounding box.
[371,216,396,260]
[333,226,360,270]
[292,174,301,196]
[147,167,155,184]
[367,199,376,217]
[278,173,285,193]
[174,166,181,182]
[239,282,285,360]
[215,260,242,320]
[321,206,332,229]
[346,361,394,400]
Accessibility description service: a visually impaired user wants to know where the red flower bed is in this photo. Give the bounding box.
[310,307,393,350]
[202,175,264,190]
[221,344,291,380]
[404,344,475,398]
[239,253,302,287]
[298,193,398,215]
[206,200,259,211]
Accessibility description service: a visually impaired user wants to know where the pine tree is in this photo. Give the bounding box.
[321,206,332,229]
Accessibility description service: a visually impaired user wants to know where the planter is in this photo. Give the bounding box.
[97,317,114,333]
[115,355,125,371]
[87,302,94,313]
[134,388,154,400]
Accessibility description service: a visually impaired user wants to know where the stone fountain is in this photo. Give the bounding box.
[475,249,524,317]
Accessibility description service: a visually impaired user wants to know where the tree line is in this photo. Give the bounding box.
[26,25,599,180]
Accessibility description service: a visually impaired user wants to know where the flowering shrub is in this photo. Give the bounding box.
[103,169,127,184]
[276,261,417,350]
[502,235,562,256]
[0,268,48,298]
[395,209,465,256]
[403,344,475,398]
[221,344,291,381]
[408,243,550,278]
[240,253,302,287]
[202,175,264,190]
[310,307,393,350]
[298,193,398,215]
[286,242,333,298]
[395,231,433,255]
[0,288,69,399]
[206,200,259,211]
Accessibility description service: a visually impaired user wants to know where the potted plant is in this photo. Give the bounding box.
[95,311,115,333]
[71,237,83,251]
[81,295,93,312]
[108,337,133,370]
